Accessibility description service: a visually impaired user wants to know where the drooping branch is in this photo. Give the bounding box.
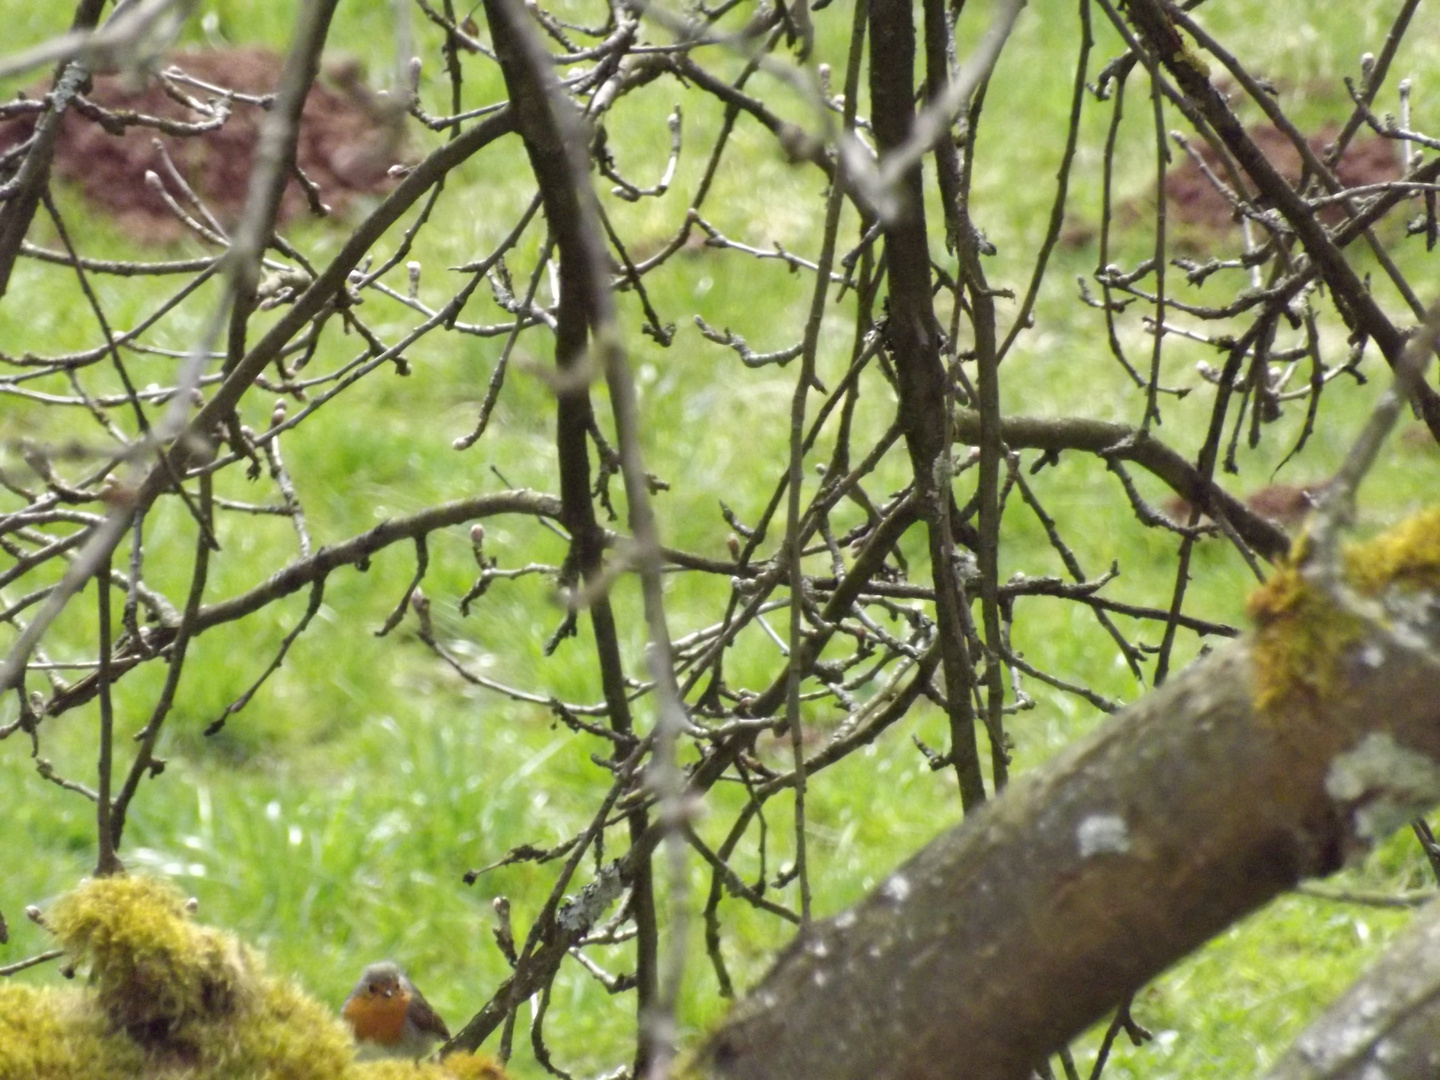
[25,491,563,720]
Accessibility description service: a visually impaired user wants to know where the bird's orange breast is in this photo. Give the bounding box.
[343,989,411,1045]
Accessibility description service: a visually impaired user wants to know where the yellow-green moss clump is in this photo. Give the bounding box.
[47,873,259,1052]
[1248,505,1440,711]
[356,1058,508,1080]
[0,875,506,1080]
[0,982,147,1080]
[1344,505,1440,595]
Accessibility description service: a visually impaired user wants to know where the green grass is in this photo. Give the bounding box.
[3,1,1440,1077]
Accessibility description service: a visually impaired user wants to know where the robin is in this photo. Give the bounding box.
[342,961,451,1060]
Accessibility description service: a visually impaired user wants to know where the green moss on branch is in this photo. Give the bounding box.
[1248,506,1440,711]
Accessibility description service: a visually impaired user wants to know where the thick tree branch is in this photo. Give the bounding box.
[697,570,1440,1080]
[952,409,1292,560]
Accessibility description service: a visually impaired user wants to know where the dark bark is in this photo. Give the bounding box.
[950,409,1293,560]
[0,0,107,298]
[481,2,658,1067]
[869,0,987,810]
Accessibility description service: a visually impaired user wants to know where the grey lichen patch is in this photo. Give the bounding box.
[1325,733,1440,842]
[1293,986,1388,1070]
[880,874,912,904]
[557,860,624,933]
[1076,814,1131,858]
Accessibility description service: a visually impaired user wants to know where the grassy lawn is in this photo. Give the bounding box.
[2,1,1440,1077]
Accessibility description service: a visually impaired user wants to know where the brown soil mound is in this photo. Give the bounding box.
[0,48,406,244]
[1163,122,1401,234]
[1063,122,1404,248]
